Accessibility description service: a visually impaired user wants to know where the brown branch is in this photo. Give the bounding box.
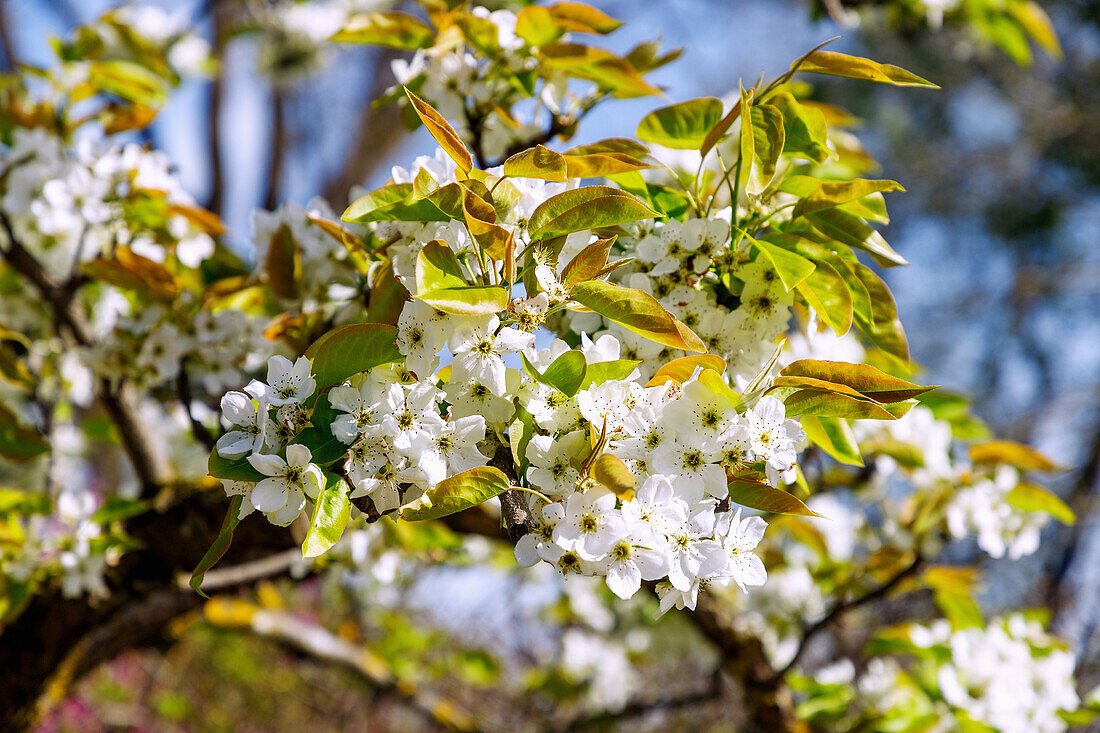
[770,554,924,683]
[0,1,15,73]
[558,668,723,732]
[263,86,286,211]
[203,3,228,215]
[177,367,216,451]
[0,214,170,493]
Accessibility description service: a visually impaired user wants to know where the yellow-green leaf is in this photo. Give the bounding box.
[332,12,435,50]
[404,88,473,174]
[646,354,726,387]
[781,360,935,402]
[805,207,908,268]
[570,280,704,353]
[528,185,658,237]
[636,97,724,150]
[801,415,863,467]
[751,237,816,292]
[503,145,568,182]
[796,51,939,88]
[400,467,510,521]
[593,453,634,499]
[547,2,621,34]
[767,92,830,163]
[303,473,352,558]
[782,389,899,420]
[1006,482,1074,525]
[969,441,1060,472]
[792,179,905,220]
[748,104,784,194]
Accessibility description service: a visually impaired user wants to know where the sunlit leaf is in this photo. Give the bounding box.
[767,92,831,163]
[646,354,726,386]
[636,97,723,150]
[400,467,510,521]
[302,473,352,558]
[528,185,658,237]
[751,237,816,292]
[547,2,621,34]
[570,280,704,352]
[969,441,1060,472]
[404,88,473,174]
[781,360,935,402]
[800,415,863,466]
[593,453,634,499]
[503,145,568,182]
[332,12,435,50]
[796,51,939,88]
[727,478,821,516]
[305,323,402,390]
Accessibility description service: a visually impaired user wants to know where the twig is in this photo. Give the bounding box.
[263,86,286,210]
[203,2,228,215]
[177,367,216,451]
[770,554,924,682]
[557,668,723,732]
[178,548,300,591]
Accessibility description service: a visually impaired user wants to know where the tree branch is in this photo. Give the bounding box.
[771,553,924,682]
[263,86,286,211]
[203,2,228,215]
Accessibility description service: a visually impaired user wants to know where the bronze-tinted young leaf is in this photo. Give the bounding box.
[646,354,726,387]
[564,139,652,177]
[1005,482,1074,525]
[636,97,723,150]
[801,415,863,467]
[748,104,784,194]
[82,246,181,303]
[807,206,908,269]
[782,389,899,420]
[561,236,615,287]
[265,224,301,299]
[570,280,704,353]
[189,495,245,597]
[547,2,622,34]
[332,12,436,50]
[404,88,473,174]
[528,186,658,237]
[727,478,821,516]
[539,42,660,98]
[302,473,352,558]
[700,97,742,157]
[366,260,411,326]
[593,453,634,499]
[305,323,402,390]
[781,360,935,403]
[969,441,1060,472]
[767,92,831,163]
[796,51,939,88]
[399,466,510,521]
[503,145,568,182]
[770,375,870,402]
[566,138,650,158]
[792,179,905,220]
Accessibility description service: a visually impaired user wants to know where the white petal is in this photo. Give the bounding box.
[285,443,312,467]
[247,453,287,477]
[251,478,291,513]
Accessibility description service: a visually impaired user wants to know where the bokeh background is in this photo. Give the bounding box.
[6,0,1100,729]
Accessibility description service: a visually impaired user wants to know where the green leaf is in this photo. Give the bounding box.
[189,496,244,597]
[727,479,821,516]
[515,5,561,46]
[580,359,641,388]
[751,237,816,292]
[795,257,853,335]
[303,473,352,558]
[208,451,265,482]
[305,323,402,390]
[404,88,473,174]
[796,51,939,88]
[850,264,909,364]
[570,280,704,352]
[265,223,301,299]
[792,179,904,220]
[528,185,658,237]
[332,12,435,50]
[503,145,568,182]
[400,467,510,521]
[418,285,509,315]
[1005,482,1075,525]
[781,360,935,402]
[767,92,830,163]
[934,589,983,631]
[593,453,634,499]
[782,389,899,420]
[805,207,908,267]
[737,85,754,194]
[970,441,1060,472]
[342,182,451,223]
[748,104,784,194]
[415,239,467,293]
[636,97,724,150]
[89,60,169,107]
[539,42,660,98]
[542,350,587,396]
[0,405,48,462]
[801,415,863,466]
[547,2,622,34]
